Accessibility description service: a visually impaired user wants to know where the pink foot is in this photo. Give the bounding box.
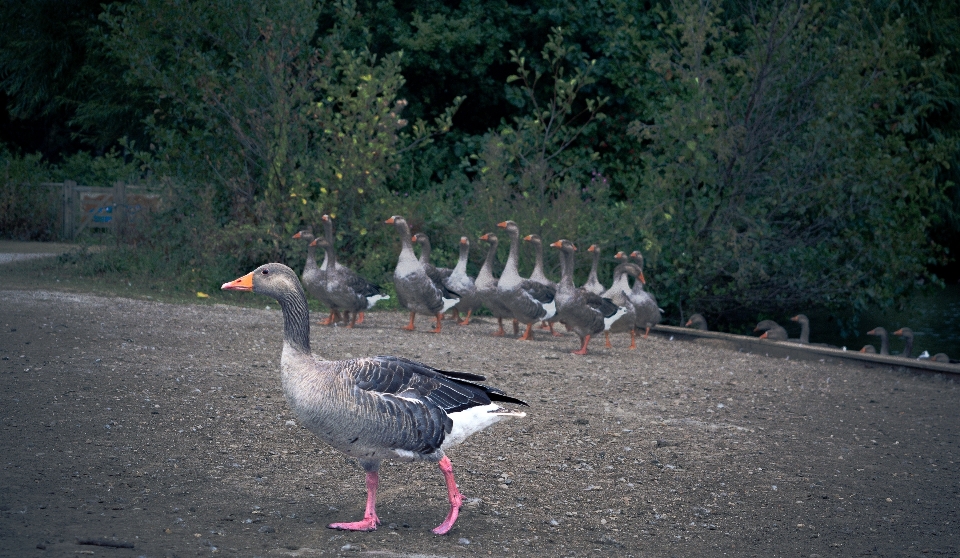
[328,515,380,531]
[432,456,463,535]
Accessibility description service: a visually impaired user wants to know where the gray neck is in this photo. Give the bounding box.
[278,283,311,355]
[478,240,498,283]
[418,239,432,266]
[500,230,521,286]
[588,249,600,283]
[454,243,469,274]
[558,249,575,292]
[530,241,547,282]
[799,319,809,344]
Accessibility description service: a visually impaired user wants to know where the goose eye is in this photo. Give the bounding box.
[261,269,269,275]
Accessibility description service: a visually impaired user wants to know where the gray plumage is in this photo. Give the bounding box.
[867,326,890,355]
[496,221,556,339]
[625,251,662,335]
[582,245,605,295]
[551,239,627,355]
[791,314,810,344]
[685,313,708,331]
[387,216,459,330]
[311,235,388,328]
[476,233,515,336]
[447,237,481,322]
[221,263,526,534]
[413,232,455,294]
[754,319,788,341]
[893,327,914,358]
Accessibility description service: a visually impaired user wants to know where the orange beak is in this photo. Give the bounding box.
[497,221,507,228]
[385,216,396,224]
[411,235,417,242]
[639,271,646,285]
[615,251,624,259]
[587,245,596,252]
[309,238,318,247]
[893,328,904,336]
[759,332,769,339]
[685,319,692,326]
[292,231,302,239]
[549,240,562,248]
[480,233,490,241]
[222,272,254,292]
[460,237,468,245]
[523,235,533,241]
[322,214,330,222]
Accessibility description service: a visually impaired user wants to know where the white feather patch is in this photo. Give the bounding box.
[603,306,629,331]
[441,296,460,313]
[441,403,525,450]
[366,294,390,309]
[540,300,557,320]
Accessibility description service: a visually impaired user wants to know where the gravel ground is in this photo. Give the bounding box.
[1,289,958,557]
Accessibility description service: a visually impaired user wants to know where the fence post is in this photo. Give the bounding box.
[62,180,76,240]
[114,181,126,245]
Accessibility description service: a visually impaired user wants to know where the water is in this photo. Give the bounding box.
[796,284,960,359]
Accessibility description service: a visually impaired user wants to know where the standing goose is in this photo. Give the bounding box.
[524,233,562,336]
[893,327,914,358]
[754,319,788,341]
[685,313,708,331]
[475,233,515,336]
[790,314,811,344]
[582,245,605,295]
[320,214,387,325]
[309,236,389,328]
[495,221,557,341]
[601,262,643,349]
[550,239,628,355]
[292,228,341,326]
[386,216,459,333]
[867,326,890,355]
[621,251,662,338]
[446,237,481,325]
[413,232,455,291]
[222,263,527,534]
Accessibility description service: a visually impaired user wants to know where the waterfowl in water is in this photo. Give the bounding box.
[475,233,516,337]
[601,262,643,349]
[685,313,708,331]
[893,327,914,358]
[524,234,562,337]
[754,320,788,341]
[551,239,628,355]
[622,251,662,338]
[446,237,481,325]
[386,216,459,332]
[866,327,890,355]
[309,236,389,328]
[582,245,605,295]
[222,263,527,534]
[495,221,557,341]
[292,228,340,325]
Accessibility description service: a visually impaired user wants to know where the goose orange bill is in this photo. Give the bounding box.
[480,233,491,240]
[460,237,468,244]
[292,231,303,239]
[384,216,396,224]
[639,271,646,285]
[587,245,596,252]
[497,221,508,228]
[523,235,533,241]
[222,272,254,291]
[322,214,330,222]
[309,238,319,246]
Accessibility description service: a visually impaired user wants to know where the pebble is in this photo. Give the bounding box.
[284,420,296,426]
[341,543,359,551]
[549,519,560,526]
[458,538,471,545]
[258,525,275,533]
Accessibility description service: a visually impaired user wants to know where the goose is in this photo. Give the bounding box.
[582,245,605,295]
[446,237,481,325]
[309,236,389,328]
[292,228,340,326]
[754,319,788,341]
[412,232,454,291]
[385,216,459,333]
[860,345,878,354]
[893,327,914,358]
[601,262,643,349]
[475,232,515,337]
[621,251,662,338]
[932,353,951,363]
[495,221,557,341]
[320,214,386,325]
[550,239,627,355]
[866,327,890,355]
[791,314,811,344]
[524,234,562,337]
[685,313,708,331]
[221,263,527,534]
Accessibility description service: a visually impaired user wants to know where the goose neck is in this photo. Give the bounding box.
[278,285,311,355]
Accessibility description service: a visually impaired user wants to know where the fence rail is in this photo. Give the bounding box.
[41,181,161,240]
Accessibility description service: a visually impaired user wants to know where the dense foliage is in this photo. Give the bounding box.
[2,0,958,326]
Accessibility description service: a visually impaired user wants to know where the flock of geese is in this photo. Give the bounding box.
[687,311,953,363]
[292,214,663,356]
[220,213,952,536]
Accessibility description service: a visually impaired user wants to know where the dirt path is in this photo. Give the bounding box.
[1,289,957,557]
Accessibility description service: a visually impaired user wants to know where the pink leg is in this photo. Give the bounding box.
[432,456,463,535]
[550,321,562,337]
[493,317,505,337]
[572,334,591,355]
[356,311,365,324]
[329,471,380,531]
[512,319,520,336]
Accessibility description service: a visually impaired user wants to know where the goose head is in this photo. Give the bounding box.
[549,239,577,253]
[222,262,302,301]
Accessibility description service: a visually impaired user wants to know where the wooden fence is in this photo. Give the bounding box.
[42,181,161,240]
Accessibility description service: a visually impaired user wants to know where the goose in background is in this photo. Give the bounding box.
[413,232,454,292]
[496,221,557,341]
[893,327,914,358]
[622,251,662,338]
[866,327,890,355]
[551,239,627,355]
[582,245,605,295]
[222,263,527,535]
[790,314,811,344]
[860,345,878,354]
[446,237,480,325]
[685,313,708,331]
[309,236,388,328]
[524,233,562,337]
[754,319,788,341]
[933,353,952,363]
[475,233,515,336]
[292,228,340,326]
[601,262,642,349]
[386,216,459,333]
